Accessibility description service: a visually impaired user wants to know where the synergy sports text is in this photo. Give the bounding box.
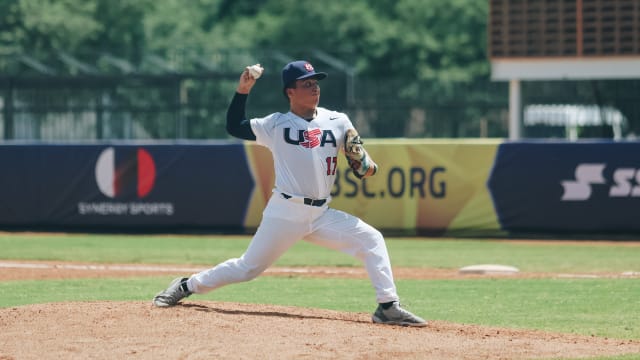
[78,202,174,216]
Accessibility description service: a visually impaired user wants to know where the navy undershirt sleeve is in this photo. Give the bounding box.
[226,92,256,141]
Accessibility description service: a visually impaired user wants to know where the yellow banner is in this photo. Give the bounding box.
[243,139,502,235]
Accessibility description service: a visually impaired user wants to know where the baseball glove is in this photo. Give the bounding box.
[344,128,378,179]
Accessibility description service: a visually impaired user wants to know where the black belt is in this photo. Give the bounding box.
[281,193,327,207]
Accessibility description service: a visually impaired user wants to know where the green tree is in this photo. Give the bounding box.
[90,0,151,62]
[144,0,222,54]
[0,0,22,56]
[1,0,502,139]
[0,0,150,61]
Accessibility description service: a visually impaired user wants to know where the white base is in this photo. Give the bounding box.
[459,264,520,275]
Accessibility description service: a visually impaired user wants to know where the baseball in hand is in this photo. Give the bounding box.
[247,64,263,79]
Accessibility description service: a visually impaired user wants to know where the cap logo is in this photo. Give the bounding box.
[304,63,314,72]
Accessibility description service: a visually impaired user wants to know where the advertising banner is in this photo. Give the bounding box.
[0,144,253,229]
[5,140,636,235]
[488,141,640,233]
[244,140,502,235]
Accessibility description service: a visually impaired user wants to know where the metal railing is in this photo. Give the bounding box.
[2,50,637,141]
[0,73,511,141]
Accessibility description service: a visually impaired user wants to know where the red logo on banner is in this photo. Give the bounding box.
[95,147,156,198]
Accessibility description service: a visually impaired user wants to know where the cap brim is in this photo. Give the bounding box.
[297,72,327,81]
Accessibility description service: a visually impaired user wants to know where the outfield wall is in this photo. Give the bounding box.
[0,140,638,236]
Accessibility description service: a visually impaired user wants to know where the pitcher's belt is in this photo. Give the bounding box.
[281,193,327,207]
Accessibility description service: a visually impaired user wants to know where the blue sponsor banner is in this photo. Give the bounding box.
[0,144,253,229]
[487,141,640,233]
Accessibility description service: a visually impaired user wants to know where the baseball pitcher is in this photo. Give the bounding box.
[153,60,427,327]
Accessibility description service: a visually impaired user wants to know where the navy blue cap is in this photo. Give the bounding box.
[282,60,327,88]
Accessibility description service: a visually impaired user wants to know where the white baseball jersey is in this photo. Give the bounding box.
[188,104,400,305]
[250,107,353,200]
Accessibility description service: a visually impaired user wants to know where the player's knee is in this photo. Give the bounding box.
[235,259,265,280]
[369,229,384,244]
[243,266,263,280]
[354,229,385,259]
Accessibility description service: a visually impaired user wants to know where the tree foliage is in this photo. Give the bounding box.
[0,0,508,139]
[1,0,490,83]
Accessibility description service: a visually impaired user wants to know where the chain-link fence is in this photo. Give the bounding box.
[2,50,638,141]
[0,76,511,141]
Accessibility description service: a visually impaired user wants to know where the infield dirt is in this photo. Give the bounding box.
[1,261,639,360]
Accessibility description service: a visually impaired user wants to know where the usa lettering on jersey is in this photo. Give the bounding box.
[283,128,338,148]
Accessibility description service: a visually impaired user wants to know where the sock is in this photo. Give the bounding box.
[180,278,191,293]
[381,301,396,310]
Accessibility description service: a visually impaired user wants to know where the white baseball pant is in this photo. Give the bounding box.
[187,193,400,303]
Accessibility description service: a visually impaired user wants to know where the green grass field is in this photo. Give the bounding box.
[1,233,639,346]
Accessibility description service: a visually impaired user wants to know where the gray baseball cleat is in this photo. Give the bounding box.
[152,277,192,307]
[372,302,428,327]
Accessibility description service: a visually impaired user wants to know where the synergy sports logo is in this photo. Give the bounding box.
[560,164,605,200]
[78,147,174,216]
[95,147,155,198]
[561,163,640,201]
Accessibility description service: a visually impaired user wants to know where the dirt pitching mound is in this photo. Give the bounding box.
[1,301,639,360]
